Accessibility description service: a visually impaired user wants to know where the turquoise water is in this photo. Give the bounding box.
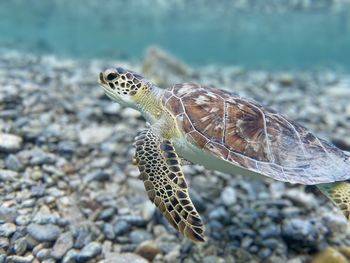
[1,0,350,70]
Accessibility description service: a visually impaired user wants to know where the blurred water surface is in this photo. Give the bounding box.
[0,0,350,70]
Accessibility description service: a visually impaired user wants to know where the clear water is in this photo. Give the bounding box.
[1,0,350,70]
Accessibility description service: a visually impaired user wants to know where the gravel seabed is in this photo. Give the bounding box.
[1,49,350,263]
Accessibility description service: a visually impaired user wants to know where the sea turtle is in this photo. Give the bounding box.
[98,67,350,242]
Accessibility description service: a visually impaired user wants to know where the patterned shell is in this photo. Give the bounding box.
[162,83,350,185]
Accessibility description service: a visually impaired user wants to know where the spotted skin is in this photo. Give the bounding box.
[318,181,350,219]
[134,129,205,242]
[162,83,350,185]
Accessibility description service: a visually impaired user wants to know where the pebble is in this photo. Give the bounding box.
[0,133,23,153]
[104,252,148,263]
[0,223,16,237]
[5,255,34,263]
[51,232,74,259]
[76,242,102,262]
[135,240,161,261]
[129,229,153,244]
[27,223,61,242]
[114,221,131,236]
[79,126,114,145]
[220,186,237,206]
[0,169,18,181]
[5,154,24,172]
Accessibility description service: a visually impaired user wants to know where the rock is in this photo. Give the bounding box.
[5,155,24,172]
[0,206,17,223]
[5,255,34,263]
[129,229,153,244]
[202,255,226,263]
[281,218,327,251]
[27,223,61,242]
[51,232,74,259]
[76,242,102,262]
[208,207,229,222]
[0,237,9,251]
[62,249,79,263]
[220,186,237,206]
[84,170,110,183]
[29,149,56,165]
[312,247,348,263]
[142,46,189,87]
[104,252,148,263]
[79,126,113,145]
[0,169,18,181]
[0,222,16,237]
[103,223,115,240]
[135,240,161,261]
[98,207,116,221]
[13,237,27,256]
[0,133,23,153]
[114,221,131,236]
[283,189,317,208]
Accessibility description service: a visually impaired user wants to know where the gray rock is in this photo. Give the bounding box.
[51,232,74,259]
[129,229,153,244]
[0,206,17,223]
[5,155,24,172]
[114,221,131,236]
[13,237,27,256]
[84,170,110,183]
[76,242,102,262]
[36,248,52,261]
[281,218,327,251]
[0,254,5,263]
[0,133,22,153]
[0,169,18,181]
[220,186,237,206]
[0,223,16,237]
[5,255,34,263]
[98,207,116,221]
[73,225,93,248]
[29,149,56,165]
[79,126,113,145]
[104,252,148,263]
[0,237,9,251]
[27,223,61,242]
[103,223,115,240]
[208,207,229,222]
[62,249,79,263]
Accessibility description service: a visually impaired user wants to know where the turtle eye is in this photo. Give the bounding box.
[107,72,119,81]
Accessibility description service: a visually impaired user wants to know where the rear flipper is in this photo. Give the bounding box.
[317,181,350,219]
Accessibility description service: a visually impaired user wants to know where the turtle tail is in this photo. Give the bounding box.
[317,181,350,219]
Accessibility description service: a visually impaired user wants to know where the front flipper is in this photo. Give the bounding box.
[134,129,205,242]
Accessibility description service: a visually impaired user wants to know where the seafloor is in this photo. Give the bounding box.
[1,48,350,263]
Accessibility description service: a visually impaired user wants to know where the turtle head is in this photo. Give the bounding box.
[98,67,155,108]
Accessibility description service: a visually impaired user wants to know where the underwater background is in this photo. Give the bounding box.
[1,1,350,263]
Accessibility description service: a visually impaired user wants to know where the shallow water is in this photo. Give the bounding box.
[1,0,350,70]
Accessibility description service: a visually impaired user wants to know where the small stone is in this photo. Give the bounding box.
[0,169,18,181]
[76,242,102,262]
[5,255,34,263]
[5,155,24,172]
[312,247,348,263]
[27,223,61,242]
[208,207,228,221]
[51,232,74,259]
[79,126,114,145]
[62,249,79,263]
[0,237,9,250]
[220,186,237,206]
[0,133,23,153]
[13,237,27,255]
[0,223,16,237]
[84,170,110,183]
[36,248,52,260]
[202,255,226,263]
[129,230,153,244]
[258,248,272,259]
[103,223,115,240]
[0,206,17,223]
[104,252,148,263]
[98,207,116,221]
[135,240,161,261]
[114,221,131,236]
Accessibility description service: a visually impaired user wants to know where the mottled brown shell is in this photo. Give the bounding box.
[162,83,350,185]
